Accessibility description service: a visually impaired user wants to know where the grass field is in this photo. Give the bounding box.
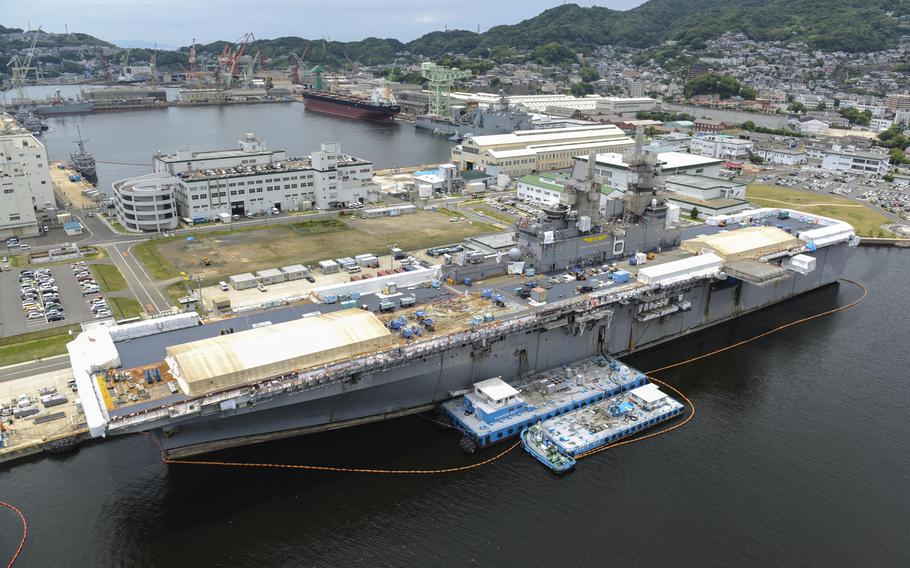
[107,296,143,320]
[464,203,515,225]
[90,263,128,292]
[135,213,498,282]
[0,325,80,367]
[747,184,893,237]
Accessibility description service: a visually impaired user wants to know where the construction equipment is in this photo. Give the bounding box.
[202,256,211,266]
[188,38,197,83]
[290,43,310,84]
[6,27,41,100]
[420,62,471,117]
[148,44,158,85]
[217,32,255,88]
[310,65,325,90]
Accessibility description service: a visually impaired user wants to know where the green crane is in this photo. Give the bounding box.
[421,62,471,117]
[310,65,325,90]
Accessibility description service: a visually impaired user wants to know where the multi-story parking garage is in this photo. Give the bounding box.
[112,172,180,232]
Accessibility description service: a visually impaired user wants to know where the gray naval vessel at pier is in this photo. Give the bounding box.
[67,135,858,458]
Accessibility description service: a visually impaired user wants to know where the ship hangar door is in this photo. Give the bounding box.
[231,201,245,216]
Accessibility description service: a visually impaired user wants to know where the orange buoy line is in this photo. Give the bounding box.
[0,500,28,568]
[144,431,521,475]
[144,279,867,473]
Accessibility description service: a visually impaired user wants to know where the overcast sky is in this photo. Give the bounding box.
[2,0,646,48]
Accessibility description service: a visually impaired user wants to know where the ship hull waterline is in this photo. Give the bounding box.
[148,242,851,458]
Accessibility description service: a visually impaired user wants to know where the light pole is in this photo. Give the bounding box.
[388,242,397,269]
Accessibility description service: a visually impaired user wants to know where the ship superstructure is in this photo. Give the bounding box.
[67,131,859,458]
[69,126,97,183]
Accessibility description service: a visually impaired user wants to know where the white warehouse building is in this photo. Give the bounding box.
[688,135,754,160]
[0,114,55,239]
[575,151,724,191]
[114,135,379,231]
[821,149,891,176]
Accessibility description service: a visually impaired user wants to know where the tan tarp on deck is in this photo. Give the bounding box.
[680,226,800,261]
[167,309,393,395]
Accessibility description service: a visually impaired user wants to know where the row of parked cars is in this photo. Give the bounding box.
[71,261,101,296]
[72,262,112,318]
[19,268,65,322]
[87,296,112,319]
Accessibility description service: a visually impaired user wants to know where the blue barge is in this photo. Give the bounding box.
[440,356,647,452]
[522,383,685,472]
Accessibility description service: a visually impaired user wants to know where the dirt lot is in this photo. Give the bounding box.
[141,211,498,282]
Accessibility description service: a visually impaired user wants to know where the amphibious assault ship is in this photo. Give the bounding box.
[68,132,858,458]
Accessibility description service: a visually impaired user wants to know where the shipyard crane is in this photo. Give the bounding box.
[309,65,325,90]
[188,38,197,83]
[98,53,112,82]
[148,44,158,85]
[290,43,310,84]
[6,27,41,100]
[217,32,255,87]
[421,62,471,117]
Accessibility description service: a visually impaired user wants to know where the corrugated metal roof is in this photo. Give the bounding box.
[167,310,393,394]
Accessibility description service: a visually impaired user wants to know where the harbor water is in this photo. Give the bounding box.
[0,245,907,566]
[6,85,454,198]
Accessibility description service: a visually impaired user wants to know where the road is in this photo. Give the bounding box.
[106,242,171,315]
[0,354,71,383]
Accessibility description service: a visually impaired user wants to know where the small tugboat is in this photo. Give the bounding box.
[69,126,97,184]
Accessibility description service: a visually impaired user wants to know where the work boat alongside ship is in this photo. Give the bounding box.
[67,131,859,459]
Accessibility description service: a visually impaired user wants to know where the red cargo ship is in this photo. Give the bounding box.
[301,86,400,121]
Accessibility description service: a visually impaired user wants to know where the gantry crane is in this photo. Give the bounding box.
[421,62,471,117]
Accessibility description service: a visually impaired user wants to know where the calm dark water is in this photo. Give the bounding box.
[9,85,453,196]
[1,246,907,567]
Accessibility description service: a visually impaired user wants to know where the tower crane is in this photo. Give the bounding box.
[420,62,471,117]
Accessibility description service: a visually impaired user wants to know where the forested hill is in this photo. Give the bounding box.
[187,0,908,65]
[4,0,908,72]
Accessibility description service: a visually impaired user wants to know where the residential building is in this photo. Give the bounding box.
[575,151,724,191]
[821,149,891,175]
[870,118,894,132]
[663,174,750,219]
[692,119,727,133]
[451,125,634,176]
[689,134,754,159]
[895,109,910,126]
[753,146,808,166]
[114,137,379,231]
[884,93,910,111]
[0,113,55,239]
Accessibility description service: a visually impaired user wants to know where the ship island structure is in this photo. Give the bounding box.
[65,133,858,460]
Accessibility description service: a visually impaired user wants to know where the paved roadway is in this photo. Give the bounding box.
[0,355,71,383]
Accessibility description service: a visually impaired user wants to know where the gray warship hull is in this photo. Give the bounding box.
[155,242,851,457]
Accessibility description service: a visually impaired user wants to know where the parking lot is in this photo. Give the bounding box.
[752,166,910,221]
[0,264,94,337]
